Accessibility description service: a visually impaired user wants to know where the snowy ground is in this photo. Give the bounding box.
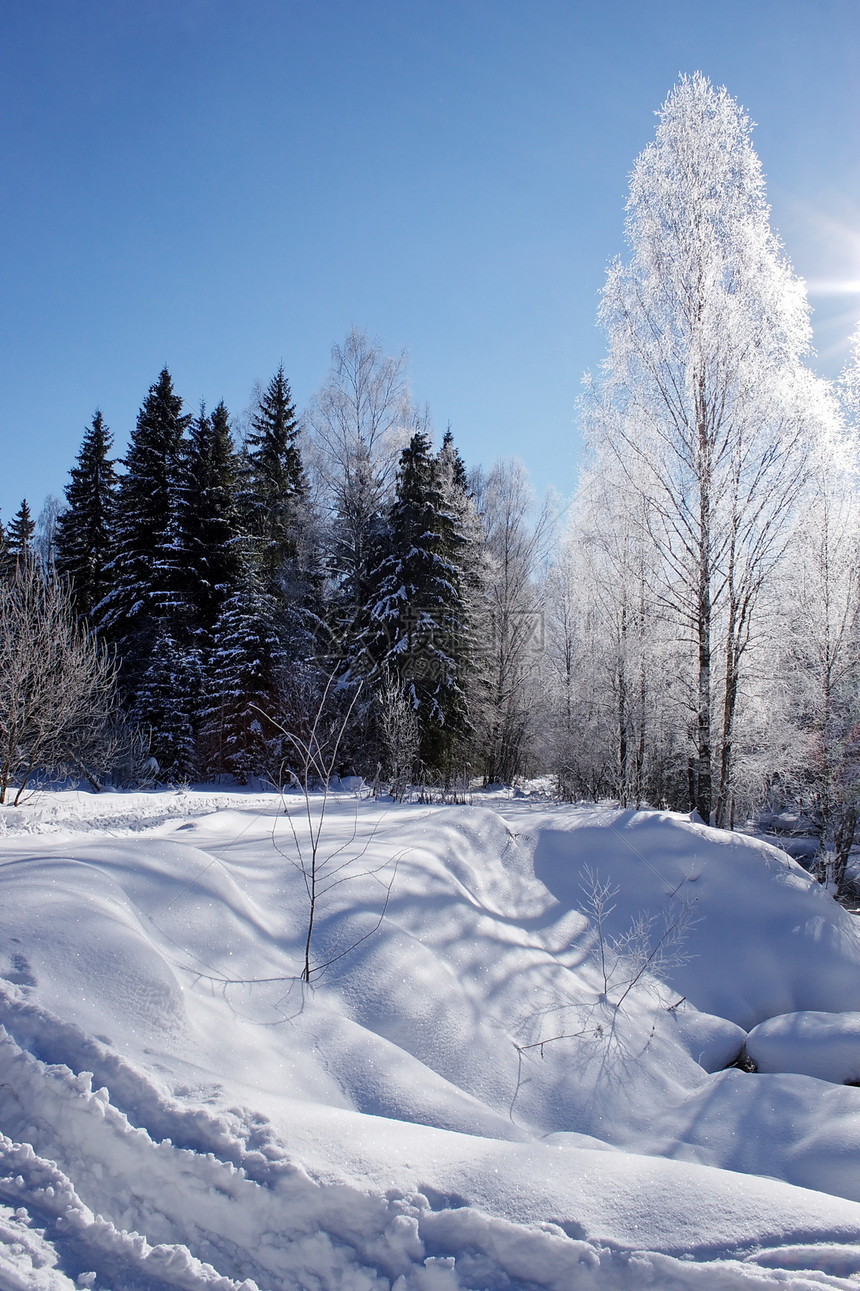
[2,788,860,1288]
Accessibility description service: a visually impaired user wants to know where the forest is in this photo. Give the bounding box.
[2,74,859,892]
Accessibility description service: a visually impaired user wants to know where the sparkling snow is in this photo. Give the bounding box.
[1,789,860,1288]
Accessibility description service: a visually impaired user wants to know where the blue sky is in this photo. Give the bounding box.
[2,0,859,524]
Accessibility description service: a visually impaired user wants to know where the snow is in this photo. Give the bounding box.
[746,1011,860,1084]
[670,1009,747,1073]
[2,790,860,1288]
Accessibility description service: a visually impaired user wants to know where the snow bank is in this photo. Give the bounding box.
[746,1011,860,1083]
[515,805,860,1026]
[2,791,860,1287]
[670,1008,747,1072]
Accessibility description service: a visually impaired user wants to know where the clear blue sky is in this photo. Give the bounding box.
[2,0,859,524]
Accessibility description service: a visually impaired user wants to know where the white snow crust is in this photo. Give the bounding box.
[1,790,860,1288]
[746,1011,860,1083]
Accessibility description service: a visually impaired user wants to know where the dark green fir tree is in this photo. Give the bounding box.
[131,631,201,780]
[5,500,36,568]
[201,549,288,782]
[97,368,191,676]
[243,365,307,587]
[366,430,469,770]
[55,411,118,617]
[175,401,243,642]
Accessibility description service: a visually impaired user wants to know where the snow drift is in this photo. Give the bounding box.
[1,790,860,1288]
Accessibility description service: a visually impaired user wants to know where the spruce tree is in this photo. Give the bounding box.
[97,368,191,675]
[176,401,243,641]
[436,429,487,751]
[131,630,201,780]
[324,449,389,685]
[6,500,36,567]
[55,411,118,617]
[436,429,483,591]
[366,430,469,770]
[437,428,469,495]
[244,365,306,586]
[201,550,288,782]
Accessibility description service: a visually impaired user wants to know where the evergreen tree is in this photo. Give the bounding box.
[131,631,200,780]
[366,430,469,770]
[176,401,243,641]
[6,500,36,567]
[436,429,489,766]
[244,365,306,586]
[201,550,288,782]
[55,411,118,617]
[437,428,469,496]
[244,366,321,696]
[323,448,390,680]
[97,368,191,675]
[436,430,485,599]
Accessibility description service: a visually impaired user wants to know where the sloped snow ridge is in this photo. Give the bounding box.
[746,1011,860,1083]
[2,790,860,1288]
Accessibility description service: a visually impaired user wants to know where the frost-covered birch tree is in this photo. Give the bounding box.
[588,73,815,823]
[769,334,860,890]
[783,453,860,890]
[474,459,552,784]
[547,460,676,804]
[305,328,420,615]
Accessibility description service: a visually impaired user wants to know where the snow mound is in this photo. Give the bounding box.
[2,792,860,1286]
[746,1011,860,1084]
[519,804,860,1026]
[670,1007,747,1073]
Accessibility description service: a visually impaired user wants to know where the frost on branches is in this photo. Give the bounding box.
[586,73,819,825]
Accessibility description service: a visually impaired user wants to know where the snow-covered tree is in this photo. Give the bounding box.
[365,429,469,771]
[243,366,307,587]
[779,457,860,889]
[436,429,490,752]
[473,459,551,784]
[5,499,36,569]
[97,368,191,675]
[0,560,118,803]
[201,551,289,782]
[131,631,201,781]
[35,495,64,570]
[306,328,419,631]
[588,73,816,822]
[543,460,680,804]
[757,347,860,890]
[839,327,860,428]
[437,429,487,614]
[54,411,118,617]
[176,402,243,641]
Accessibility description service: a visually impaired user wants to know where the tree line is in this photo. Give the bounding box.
[3,74,860,896]
[0,330,549,795]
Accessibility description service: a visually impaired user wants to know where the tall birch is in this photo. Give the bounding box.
[590,74,814,822]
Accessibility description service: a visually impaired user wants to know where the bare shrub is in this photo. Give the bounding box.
[376,666,419,800]
[258,677,403,983]
[0,561,118,803]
